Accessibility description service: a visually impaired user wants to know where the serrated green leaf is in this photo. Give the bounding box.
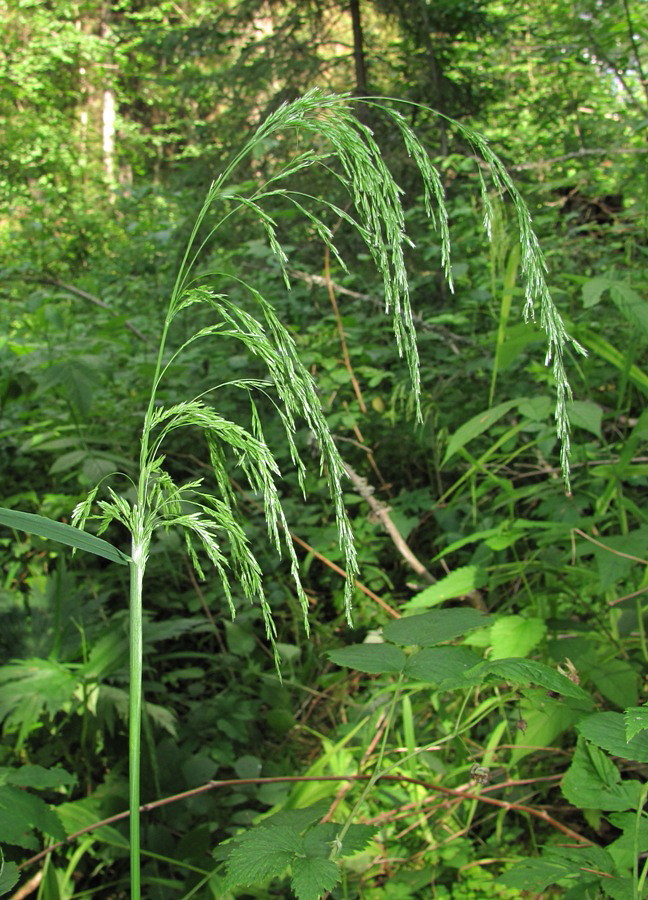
[443,399,519,464]
[466,658,590,700]
[327,644,406,675]
[490,616,546,660]
[624,706,648,742]
[2,765,74,790]
[404,647,482,687]
[225,825,301,887]
[561,739,643,811]
[338,824,378,856]
[499,846,616,892]
[0,658,78,745]
[403,566,487,609]
[0,507,130,566]
[263,802,330,831]
[0,861,19,894]
[36,359,99,417]
[582,275,612,309]
[509,698,580,766]
[0,785,66,847]
[498,856,583,892]
[384,608,491,647]
[578,712,648,763]
[611,281,648,339]
[587,657,638,709]
[291,856,339,900]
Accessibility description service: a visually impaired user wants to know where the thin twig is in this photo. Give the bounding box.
[18,770,591,871]
[324,244,367,413]
[508,146,647,170]
[573,527,648,565]
[343,460,435,585]
[10,276,151,344]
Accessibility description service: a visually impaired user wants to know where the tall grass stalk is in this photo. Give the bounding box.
[68,89,581,895]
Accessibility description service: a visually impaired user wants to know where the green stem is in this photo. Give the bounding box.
[129,540,146,899]
[332,676,404,856]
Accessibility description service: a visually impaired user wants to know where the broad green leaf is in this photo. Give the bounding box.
[262,803,330,831]
[0,861,19,894]
[578,712,648,763]
[490,616,546,660]
[566,400,602,438]
[583,275,614,308]
[587,526,648,590]
[587,657,638,710]
[0,658,78,745]
[35,359,100,418]
[466,658,590,700]
[0,507,130,566]
[225,825,301,887]
[0,785,66,847]
[624,706,648,742]
[499,846,616,892]
[509,698,581,766]
[0,765,74,790]
[403,566,487,609]
[443,399,519,464]
[384,608,491,647]
[291,856,339,900]
[49,449,87,474]
[498,856,589,892]
[403,647,482,687]
[327,644,406,675]
[561,739,643,812]
[607,811,648,873]
[585,277,648,339]
[56,798,130,852]
[517,396,552,421]
[574,327,648,397]
[338,824,378,856]
[611,281,648,338]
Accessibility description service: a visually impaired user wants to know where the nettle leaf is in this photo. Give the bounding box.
[403,566,487,609]
[291,856,339,900]
[498,856,586,893]
[339,824,378,856]
[624,706,648,742]
[578,712,648,763]
[0,785,66,848]
[499,846,617,893]
[384,608,491,647]
[561,739,643,812]
[490,616,546,660]
[607,811,648,873]
[0,507,130,566]
[0,765,74,791]
[261,802,330,831]
[0,860,19,894]
[225,825,301,887]
[466,658,590,701]
[403,647,482,688]
[0,658,78,744]
[327,644,406,675]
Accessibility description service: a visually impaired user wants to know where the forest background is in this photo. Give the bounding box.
[0,0,647,898]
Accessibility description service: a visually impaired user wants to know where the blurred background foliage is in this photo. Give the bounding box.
[0,0,646,897]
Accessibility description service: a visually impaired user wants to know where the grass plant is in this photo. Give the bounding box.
[0,90,582,897]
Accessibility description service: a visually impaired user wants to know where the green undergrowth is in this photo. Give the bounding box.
[0,85,646,899]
